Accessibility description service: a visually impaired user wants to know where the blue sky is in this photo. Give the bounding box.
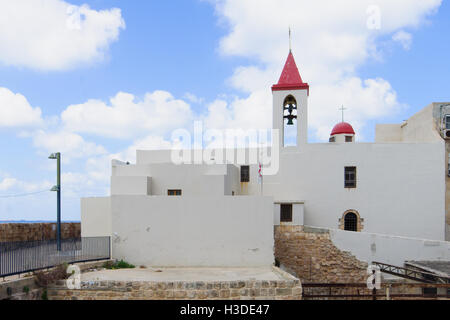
[0,0,448,221]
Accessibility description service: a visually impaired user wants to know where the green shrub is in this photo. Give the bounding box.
[103,259,135,269]
[41,289,48,300]
[23,286,30,294]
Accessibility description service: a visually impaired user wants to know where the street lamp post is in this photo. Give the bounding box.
[49,152,61,251]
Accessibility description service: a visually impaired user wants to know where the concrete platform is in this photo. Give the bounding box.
[49,266,303,300]
[82,266,292,282]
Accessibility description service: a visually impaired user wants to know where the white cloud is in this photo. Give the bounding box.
[202,91,272,131]
[310,78,406,140]
[208,0,442,140]
[32,129,107,162]
[84,135,174,183]
[0,87,43,127]
[0,177,17,191]
[0,176,52,193]
[61,91,193,139]
[0,0,125,70]
[392,30,413,50]
[183,92,205,104]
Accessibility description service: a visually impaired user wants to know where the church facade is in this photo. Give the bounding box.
[81,50,450,268]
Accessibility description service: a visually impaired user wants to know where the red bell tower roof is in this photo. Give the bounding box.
[272,51,309,94]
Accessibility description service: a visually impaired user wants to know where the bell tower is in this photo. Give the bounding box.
[272,50,309,149]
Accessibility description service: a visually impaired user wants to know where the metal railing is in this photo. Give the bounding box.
[373,261,450,284]
[0,237,110,278]
[302,283,450,300]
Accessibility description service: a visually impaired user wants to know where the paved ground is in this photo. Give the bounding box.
[81,267,290,282]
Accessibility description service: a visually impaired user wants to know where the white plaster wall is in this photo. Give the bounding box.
[134,141,445,240]
[137,148,261,167]
[112,164,152,177]
[400,104,441,142]
[260,142,446,240]
[273,203,304,225]
[224,164,240,195]
[316,226,450,267]
[376,103,443,143]
[81,197,111,237]
[110,195,274,267]
[144,163,226,196]
[375,124,402,142]
[111,176,151,195]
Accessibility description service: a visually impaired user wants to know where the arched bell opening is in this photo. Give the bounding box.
[283,95,298,146]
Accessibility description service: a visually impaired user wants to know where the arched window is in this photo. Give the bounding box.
[339,210,363,232]
[344,212,357,231]
[283,95,297,146]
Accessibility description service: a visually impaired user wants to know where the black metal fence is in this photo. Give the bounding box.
[0,237,110,278]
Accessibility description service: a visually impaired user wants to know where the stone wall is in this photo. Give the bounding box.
[48,278,302,300]
[0,223,80,242]
[0,277,43,300]
[274,225,368,283]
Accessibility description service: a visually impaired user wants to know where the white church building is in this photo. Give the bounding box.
[81,50,450,269]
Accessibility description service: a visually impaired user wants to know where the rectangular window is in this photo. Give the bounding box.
[344,167,357,188]
[446,115,450,129]
[280,204,293,222]
[345,136,353,142]
[423,287,437,297]
[329,136,335,142]
[240,165,250,182]
[168,189,182,196]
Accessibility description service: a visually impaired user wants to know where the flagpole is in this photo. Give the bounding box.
[261,174,263,196]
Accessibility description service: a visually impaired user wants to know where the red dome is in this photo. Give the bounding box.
[331,122,355,136]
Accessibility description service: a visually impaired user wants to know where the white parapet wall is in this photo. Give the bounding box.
[81,197,111,238]
[273,202,304,225]
[110,195,274,267]
[111,176,152,195]
[305,225,450,267]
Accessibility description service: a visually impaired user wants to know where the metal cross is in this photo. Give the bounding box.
[289,26,292,52]
[339,105,347,122]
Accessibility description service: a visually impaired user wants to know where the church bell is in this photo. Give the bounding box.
[284,103,297,125]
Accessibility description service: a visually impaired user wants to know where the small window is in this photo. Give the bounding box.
[446,115,450,130]
[344,212,358,231]
[241,165,250,182]
[168,189,182,196]
[345,136,353,142]
[344,166,357,188]
[423,287,437,297]
[232,191,235,196]
[280,204,293,222]
[329,136,335,142]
